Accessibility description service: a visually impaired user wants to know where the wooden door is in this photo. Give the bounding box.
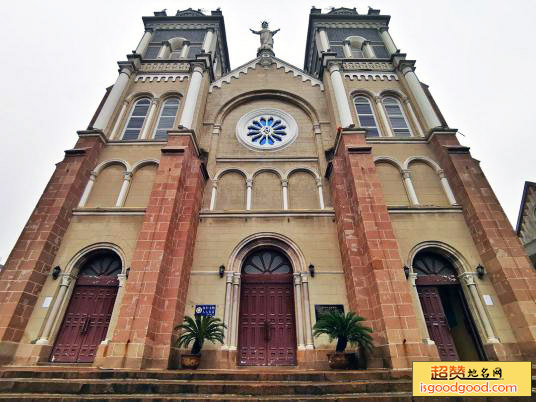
[418,286,459,361]
[238,274,296,366]
[51,276,118,363]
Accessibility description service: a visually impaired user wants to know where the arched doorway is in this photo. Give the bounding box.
[237,248,297,366]
[50,250,121,363]
[414,251,486,361]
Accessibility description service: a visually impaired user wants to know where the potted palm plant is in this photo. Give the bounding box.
[313,311,373,370]
[174,315,226,369]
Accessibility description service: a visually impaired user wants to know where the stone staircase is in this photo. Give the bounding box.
[0,366,533,401]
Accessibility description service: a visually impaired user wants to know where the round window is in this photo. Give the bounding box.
[236,108,298,151]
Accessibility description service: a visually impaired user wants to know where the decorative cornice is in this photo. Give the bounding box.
[200,210,335,218]
[134,74,189,82]
[145,22,219,30]
[387,206,463,214]
[139,62,190,72]
[72,208,146,216]
[216,157,318,163]
[344,72,398,81]
[342,61,394,71]
[314,21,386,29]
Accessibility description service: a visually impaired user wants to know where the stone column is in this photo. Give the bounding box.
[379,27,398,55]
[301,273,314,349]
[438,170,457,206]
[408,273,434,345]
[402,169,419,205]
[102,273,127,343]
[179,65,204,129]
[374,96,394,137]
[458,273,500,344]
[93,66,133,132]
[140,98,158,139]
[222,271,234,349]
[328,63,354,128]
[401,65,441,131]
[342,40,352,58]
[135,28,153,56]
[35,273,75,345]
[209,179,218,211]
[78,171,97,207]
[403,97,424,137]
[363,41,376,58]
[293,273,305,349]
[229,272,241,350]
[110,100,128,140]
[281,179,289,210]
[317,28,330,52]
[246,179,253,210]
[179,41,190,59]
[156,42,171,59]
[115,172,132,207]
[316,178,325,209]
[202,30,215,53]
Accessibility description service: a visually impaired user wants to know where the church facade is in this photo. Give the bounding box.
[1,7,535,370]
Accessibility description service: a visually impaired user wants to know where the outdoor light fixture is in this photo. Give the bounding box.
[309,264,315,277]
[403,265,410,280]
[476,264,485,279]
[52,266,61,280]
[126,267,131,279]
[219,265,225,278]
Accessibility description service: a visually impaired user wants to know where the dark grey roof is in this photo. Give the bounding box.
[515,181,536,234]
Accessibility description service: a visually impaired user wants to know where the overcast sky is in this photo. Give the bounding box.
[0,0,535,263]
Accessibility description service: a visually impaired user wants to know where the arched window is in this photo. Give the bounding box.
[354,96,380,136]
[153,97,179,140]
[382,96,411,136]
[242,249,292,274]
[122,98,150,140]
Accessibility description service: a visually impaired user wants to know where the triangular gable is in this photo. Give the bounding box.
[209,56,324,92]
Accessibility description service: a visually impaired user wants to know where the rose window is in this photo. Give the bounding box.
[247,116,287,146]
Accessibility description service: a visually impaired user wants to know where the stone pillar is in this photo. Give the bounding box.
[281,179,289,210]
[408,273,434,344]
[0,133,104,364]
[403,97,424,137]
[429,130,536,360]
[78,171,97,207]
[229,273,241,350]
[458,273,500,344]
[301,273,314,349]
[293,273,305,349]
[136,28,153,56]
[140,98,158,139]
[246,179,253,210]
[102,132,206,369]
[342,40,352,58]
[209,179,218,211]
[222,271,234,348]
[179,41,190,59]
[102,273,127,343]
[379,27,398,55]
[115,172,132,207]
[402,169,419,205]
[400,65,441,131]
[327,129,428,368]
[35,273,75,345]
[202,30,215,53]
[363,41,376,58]
[110,100,128,140]
[156,42,171,59]
[374,96,394,137]
[327,63,354,128]
[437,169,457,205]
[317,28,330,52]
[179,65,204,129]
[316,178,325,209]
[93,66,133,132]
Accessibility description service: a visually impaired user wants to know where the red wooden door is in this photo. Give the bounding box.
[51,276,118,363]
[238,274,296,366]
[417,286,459,361]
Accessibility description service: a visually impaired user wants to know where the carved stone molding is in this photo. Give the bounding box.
[342,61,394,71]
[139,63,190,73]
[344,72,398,81]
[135,74,189,82]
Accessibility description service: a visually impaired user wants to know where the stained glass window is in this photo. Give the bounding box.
[247,116,288,147]
[79,251,122,277]
[243,249,292,274]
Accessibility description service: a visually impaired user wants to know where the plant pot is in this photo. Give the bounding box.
[180,353,201,369]
[327,352,352,369]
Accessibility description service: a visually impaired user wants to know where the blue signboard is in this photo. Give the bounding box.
[195,304,216,316]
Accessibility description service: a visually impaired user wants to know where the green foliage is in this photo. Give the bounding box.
[174,315,226,355]
[313,311,373,353]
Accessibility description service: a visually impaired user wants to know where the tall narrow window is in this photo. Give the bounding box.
[122,98,150,140]
[153,97,179,140]
[351,46,364,58]
[382,96,411,136]
[354,96,380,136]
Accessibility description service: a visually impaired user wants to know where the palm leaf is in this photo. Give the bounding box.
[174,315,226,354]
[313,311,373,353]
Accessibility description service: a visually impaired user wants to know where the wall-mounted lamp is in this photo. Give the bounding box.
[403,265,410,280]
[52,266,61,280]
[219,265,225,278]
[126,267,131,279]
[476,264,485,279]
[309,264,315,277]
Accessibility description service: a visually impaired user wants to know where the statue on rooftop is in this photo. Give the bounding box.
[250,21,280,52]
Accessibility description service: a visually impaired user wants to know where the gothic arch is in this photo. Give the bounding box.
[284,167,320,181]
[407,241,470,274]
[373,156,404,172]
[214,167,250,181]
[252,167,284,180]
[131,159,159,174]
[124,91,156,104]
[403,156,443,173]
[93,159,130,175]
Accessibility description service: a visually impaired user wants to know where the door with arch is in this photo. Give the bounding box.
[50,251,121,363]
[414,251,486,361]
[238,249,297,366]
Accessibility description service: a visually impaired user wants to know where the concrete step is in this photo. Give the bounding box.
[0,377,412,395]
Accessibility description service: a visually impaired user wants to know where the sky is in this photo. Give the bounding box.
[0,0,535,263]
